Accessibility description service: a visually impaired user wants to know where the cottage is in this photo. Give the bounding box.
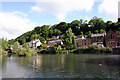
[105,30,120,48]
[91,33,106,47]
[50,36,59,40]
[75,36,91,48]
[48,40,63,47]
[29,39,42,49]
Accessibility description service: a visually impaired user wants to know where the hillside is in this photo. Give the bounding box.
[8,16,120,45]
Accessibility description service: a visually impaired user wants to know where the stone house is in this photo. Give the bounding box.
[29,39,42,49]
[105,30,120,48]
[75,36,91,48]
[91,33,106,47]
[48,40,63,47]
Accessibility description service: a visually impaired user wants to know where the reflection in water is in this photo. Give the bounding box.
[2,54,120,78]
[0,55,2,79]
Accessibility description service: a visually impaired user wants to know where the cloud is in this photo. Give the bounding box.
[0,11,39,40]
[98,0,119,19]
[31,0,95,21]
[31,6,42,12]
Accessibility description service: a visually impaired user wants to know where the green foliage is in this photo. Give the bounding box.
[53,29,62,36]
[56,45,62,53]
[0,38,10,51]
[100,29,106,33]
[30,34,39,41]
[18,47,37,56]
[73,38,77,49]
[78,45,112,54]
[94,30,99,33]
[39,36,45,43]
[8,16,119,46]
[87,31,92,37]
[23,43,28,49]
[12,41,19,54]
[18,48,27,56]
[64,28,74,48]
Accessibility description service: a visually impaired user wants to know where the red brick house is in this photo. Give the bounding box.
[75,36,91,48]
[48,40,63,47]
[91,33,106,47]
[116,32,120,47]
[105,30,120,48]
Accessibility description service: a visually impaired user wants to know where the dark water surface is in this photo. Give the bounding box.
[1,54,120,78]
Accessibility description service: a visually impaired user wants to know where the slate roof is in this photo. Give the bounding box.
[91,33,105,37]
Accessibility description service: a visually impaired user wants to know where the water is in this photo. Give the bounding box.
[1,54,120,78]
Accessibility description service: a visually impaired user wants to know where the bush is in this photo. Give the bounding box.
[12,41,19,54]
[18,48,27,56]
[77,45,112,54]
[17,47,37,56]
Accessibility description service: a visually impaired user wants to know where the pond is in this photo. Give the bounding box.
[1,54,120,78]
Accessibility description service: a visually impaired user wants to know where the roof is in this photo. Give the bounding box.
[91,33,105,37]
[48,40,62,43]
[48,40,62,46]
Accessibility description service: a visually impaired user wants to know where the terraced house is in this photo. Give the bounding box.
[75,30,120,48]
[75,36,91,48]
[105,30,120,48]
[91,33,106,47]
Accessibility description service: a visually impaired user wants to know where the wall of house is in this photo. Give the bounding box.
[75,30,120,48]
[76,38,91,48]
[105,30,118,48]
[91,36,104,43]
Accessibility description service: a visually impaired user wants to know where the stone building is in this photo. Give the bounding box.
[91,33,106,47]
[105,30,120,48]
[75,36,91,48]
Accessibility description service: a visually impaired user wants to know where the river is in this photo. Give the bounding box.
[1,54,120,78]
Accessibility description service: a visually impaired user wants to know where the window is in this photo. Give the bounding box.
[110,34,113,39]
[113,42,115,45]
[113,36,114,39]
[117,42,119,46]
[111,42,112,45]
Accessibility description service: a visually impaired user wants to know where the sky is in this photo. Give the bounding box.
[0,0,120,40]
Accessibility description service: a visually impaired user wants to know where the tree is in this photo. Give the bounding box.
[53,29,62,36]
[73,37,77,49]
[87,31,92,37]
[49,29,53,38]
[56,45,62,53]
[94,30,99,33]
[0,38,10,51]
[64,28,74,48]
[30,34,39,41]
[39,36,45,43]
[13,41,19,54]
[23,43,28,49]
[100,29,106,33]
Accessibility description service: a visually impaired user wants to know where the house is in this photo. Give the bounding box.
[116,32,120,47]
[50,36,59,40]
[91,33,106,47]
[10,45,13,51]
[48,40,63,47]
[75,36,91,48]
[105,30,120,48]
[29,39,42,49]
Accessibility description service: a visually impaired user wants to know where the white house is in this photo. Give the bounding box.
[29,39,42,49]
